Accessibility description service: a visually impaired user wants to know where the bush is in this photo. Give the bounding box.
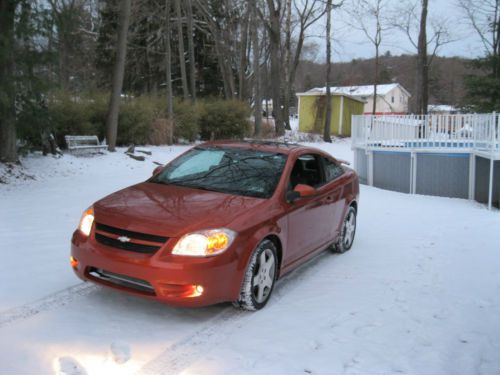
[118,96,164,145]
[173,99,200,142]
[17,92,251,149]
[199,99,251,140]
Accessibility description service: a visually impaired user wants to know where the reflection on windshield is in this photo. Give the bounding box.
[150,147,288,198]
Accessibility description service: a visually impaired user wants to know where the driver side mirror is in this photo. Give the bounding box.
[286,184,316,203]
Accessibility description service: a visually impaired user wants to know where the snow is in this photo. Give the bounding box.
[428,104,458,113]
[1,140,499,375]
[303,83,402,97]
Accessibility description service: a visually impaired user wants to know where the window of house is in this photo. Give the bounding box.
[391,96,395,103]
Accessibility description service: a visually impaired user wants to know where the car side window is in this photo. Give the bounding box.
[323,157,344,182]
[289,154,325,190]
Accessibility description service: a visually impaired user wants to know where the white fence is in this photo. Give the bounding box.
[352,113,499,153]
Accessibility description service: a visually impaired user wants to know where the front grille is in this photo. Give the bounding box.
[94,222,168,255]
[95,223,168,242]
[87,267,155,295]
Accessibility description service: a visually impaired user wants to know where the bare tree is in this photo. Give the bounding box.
[323,0,343,142]
[175,0,189,100]
[347,0,391,114]
[194,0,236,98]
[284,0,293,130]
[165,0,174,145]
[286,0,326,122]
[259,0,285,136]
[392,0,453,113]
[0,0,17,162]
[238,3,250,100]
[416,0,428,115]
[105,0,131,151]
[185,0,197,102]
[458,0,500,76]
[251,0,263,137]
[324,0,333,142]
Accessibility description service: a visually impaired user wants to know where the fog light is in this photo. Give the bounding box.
[187,285,204,298]
[70,256,79,269]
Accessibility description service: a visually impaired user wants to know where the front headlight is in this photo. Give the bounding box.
[172,229,236,257]
[78,206,94,237]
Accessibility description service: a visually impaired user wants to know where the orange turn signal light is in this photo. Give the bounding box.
[70,256,79,269]
[206,233,230,254]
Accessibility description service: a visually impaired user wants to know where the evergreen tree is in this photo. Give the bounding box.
[463,56,500,112]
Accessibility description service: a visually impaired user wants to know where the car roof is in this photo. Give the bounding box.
[200,140,324,156]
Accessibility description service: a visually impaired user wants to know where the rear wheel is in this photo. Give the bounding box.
[234,240,277,311]
[333,206,357,253]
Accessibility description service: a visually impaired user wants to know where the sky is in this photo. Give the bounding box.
[308,0,485,62]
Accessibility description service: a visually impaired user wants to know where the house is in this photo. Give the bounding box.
[306,83,411,115]
[296,90,365,136]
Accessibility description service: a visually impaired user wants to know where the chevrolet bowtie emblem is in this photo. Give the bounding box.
[117,236,131,243]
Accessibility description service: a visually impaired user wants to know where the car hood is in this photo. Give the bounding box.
[94,182,265,238]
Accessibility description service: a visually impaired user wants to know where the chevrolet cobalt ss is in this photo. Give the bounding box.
[71,141,359,310]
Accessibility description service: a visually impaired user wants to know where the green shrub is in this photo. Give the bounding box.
[173,99,200,142]
[118,96,162,145]
[17,93,251,149]
[199,99,251,140]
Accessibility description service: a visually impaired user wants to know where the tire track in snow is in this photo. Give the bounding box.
[0,282,98,328]
[135,306,244,375]
[136,251,332,375]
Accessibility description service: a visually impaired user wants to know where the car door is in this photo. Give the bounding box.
[320,156,347,237]
[285,153,334,266]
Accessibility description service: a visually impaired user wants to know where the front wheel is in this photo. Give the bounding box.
[333,206,357,253]
[234,239,278,311]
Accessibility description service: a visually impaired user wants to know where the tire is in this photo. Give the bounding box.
[333,206,357,253]
[234,239,278,311]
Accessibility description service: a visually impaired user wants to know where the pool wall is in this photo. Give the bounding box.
[354,147,499,204]
[475,156,500,204]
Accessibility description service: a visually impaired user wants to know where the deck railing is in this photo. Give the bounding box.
[352,113,499,153]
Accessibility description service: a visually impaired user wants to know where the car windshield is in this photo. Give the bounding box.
[150,146,288,198]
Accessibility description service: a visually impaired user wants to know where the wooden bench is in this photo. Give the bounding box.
[65,135,107,154]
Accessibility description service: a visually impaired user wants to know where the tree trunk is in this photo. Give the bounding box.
[175,0,189,100]
[166,0,174,145]
[105,0,131,151]
[323,0,333,143]
[238,4,250,100]
[251,0,262,137]
[185,0,196,102]
[267,2,283,136]
[283,0,292,131]
[372,44,379,114]
[0,0,18,162]
[416,0,428,115]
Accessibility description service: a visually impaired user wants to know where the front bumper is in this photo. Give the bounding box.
[70,229,245,307]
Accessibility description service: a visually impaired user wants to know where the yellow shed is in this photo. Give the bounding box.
[296,90,365,136]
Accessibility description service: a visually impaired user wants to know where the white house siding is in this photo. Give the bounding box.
[360,86,409,114]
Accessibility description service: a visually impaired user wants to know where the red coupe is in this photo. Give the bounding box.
[71,141,359,310]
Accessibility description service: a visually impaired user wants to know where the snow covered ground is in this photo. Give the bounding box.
[0,138,499,375]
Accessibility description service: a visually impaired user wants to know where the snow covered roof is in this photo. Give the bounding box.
[304,83,411,98]
[296,90,366,103]
[428,104,458,113]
